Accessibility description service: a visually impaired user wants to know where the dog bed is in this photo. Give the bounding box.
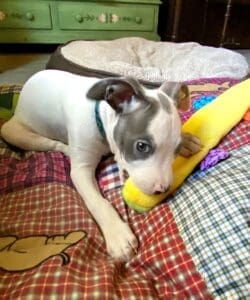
[0,77,249,299]
[46,37,249,82]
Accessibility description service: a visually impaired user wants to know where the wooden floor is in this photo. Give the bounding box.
[0,54,43,72]
[0,53,51,84]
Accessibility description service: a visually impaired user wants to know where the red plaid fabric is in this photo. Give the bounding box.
[0,182,211,299]
[218,120,250,151]
[0,146,72,194]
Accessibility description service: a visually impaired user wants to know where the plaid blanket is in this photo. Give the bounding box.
[0,78,249,299]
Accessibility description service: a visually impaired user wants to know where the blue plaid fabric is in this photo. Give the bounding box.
[170,145,250,299]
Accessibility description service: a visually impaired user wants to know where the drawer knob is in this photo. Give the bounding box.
[25,12,34,21]
[98,13,106,23]
[135,17,142,24]
[0,10,6,22]
[111,14,119,23]
[75,14,83,23]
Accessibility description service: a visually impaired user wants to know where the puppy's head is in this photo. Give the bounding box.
[87,77,190,195]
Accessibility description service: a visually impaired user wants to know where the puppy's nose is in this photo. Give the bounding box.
[153,184,170,195]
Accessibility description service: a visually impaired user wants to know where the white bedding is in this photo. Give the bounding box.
[61,37,249,81]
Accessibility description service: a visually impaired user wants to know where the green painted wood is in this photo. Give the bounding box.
[0,0,160,43]
[58,2,156,31]
[0,1,51,29]
[0,29,160,43]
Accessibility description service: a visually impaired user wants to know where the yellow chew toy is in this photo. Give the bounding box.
[122,79,250,213]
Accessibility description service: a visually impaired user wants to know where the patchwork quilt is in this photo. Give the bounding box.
[0,78,249,299]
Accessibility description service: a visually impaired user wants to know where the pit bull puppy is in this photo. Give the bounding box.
[1,70,201,261]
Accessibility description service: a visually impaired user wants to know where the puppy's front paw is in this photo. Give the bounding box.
[103,220,138,261]
[179,132,202,157]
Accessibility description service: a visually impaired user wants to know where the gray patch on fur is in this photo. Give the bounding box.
[114,101,158,161]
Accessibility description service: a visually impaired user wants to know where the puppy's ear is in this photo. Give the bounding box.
[87,77,145,113]
[160,82,190,111]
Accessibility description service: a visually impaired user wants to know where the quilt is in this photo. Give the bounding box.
[0,78,249,299]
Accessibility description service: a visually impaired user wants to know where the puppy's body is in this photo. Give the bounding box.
[1,70,201,261]
[13,71,109,163]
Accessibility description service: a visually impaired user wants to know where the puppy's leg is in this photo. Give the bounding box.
[1,117,69,155]
[179,132,202,157]
[70,160,138,261]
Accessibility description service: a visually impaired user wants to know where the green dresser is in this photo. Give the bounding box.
[0,0,161,43]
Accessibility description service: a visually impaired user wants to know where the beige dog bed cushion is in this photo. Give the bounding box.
[46,37,249,82]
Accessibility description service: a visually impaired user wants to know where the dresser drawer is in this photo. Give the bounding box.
[58,2,156,31]
[0,1,51,29]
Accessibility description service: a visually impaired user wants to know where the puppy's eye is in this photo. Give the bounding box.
[135,141,151,153]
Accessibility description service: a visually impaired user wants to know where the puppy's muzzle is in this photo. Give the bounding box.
[153,184,170,195]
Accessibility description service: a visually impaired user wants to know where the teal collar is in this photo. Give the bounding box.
[95,102,106,139]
